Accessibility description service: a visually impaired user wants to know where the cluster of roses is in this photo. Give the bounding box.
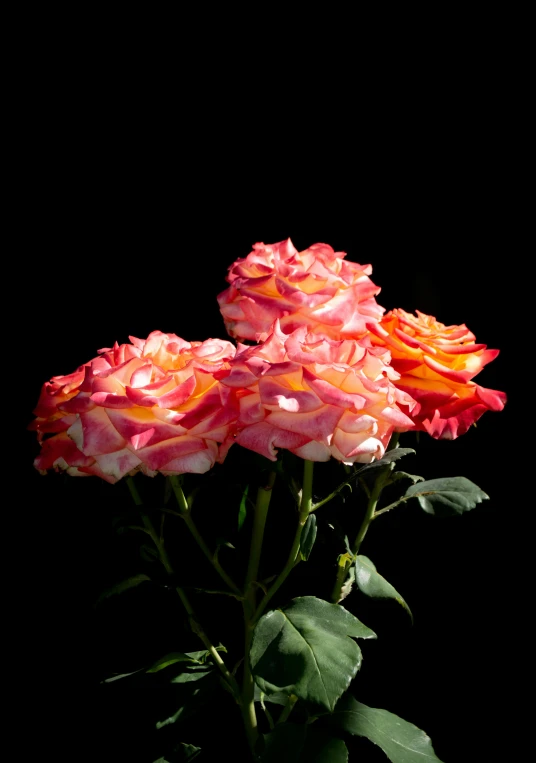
[30,240,507,483]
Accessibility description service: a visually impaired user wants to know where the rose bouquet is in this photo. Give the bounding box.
[28,239,506,763]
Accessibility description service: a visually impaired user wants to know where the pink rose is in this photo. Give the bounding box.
[221,321,418,464]
[368,309,507,439]
[217,239,385,342]
[30,331,238,483]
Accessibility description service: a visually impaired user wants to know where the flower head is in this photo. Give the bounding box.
[217,238,385,342]
[368,309,507,439]
[29,331,238,482]
[221,321,418,464]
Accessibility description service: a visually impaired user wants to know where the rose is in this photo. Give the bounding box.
[217,238,385,343]
[367,309,507,439]
[30,331,238,483]
[220,320,418,464]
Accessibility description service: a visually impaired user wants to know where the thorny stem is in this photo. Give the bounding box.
[168,475,242,596]
[330,433,400,603]
[373,494,414,517]
[125,477,240,700]
[253,460,314,623]
[241,470,277,755]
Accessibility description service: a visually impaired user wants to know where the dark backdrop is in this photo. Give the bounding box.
[14,81,525,763]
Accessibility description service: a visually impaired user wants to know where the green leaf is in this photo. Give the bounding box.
[301,728,348,763]
[254,685,290,706]
[187,645,227,661]
[261,723,306,762]
[186,486,201,511]
[261,724,348,763]
[101,668,146,683]
[96,574,151,605]
[251,596,376,712]
[215,537,235,551]
[176,744,202,762]
[404,477,488,517]
[156,707,189,730]
[147,652,204,673]
[300,514,317,561]
[389,471,424,485]
[357,448,416,475]
[152,742,202,762]
[354,556,412,622]
[184,650,214,663]
[170,668,214,684]
[238,483,249,531]
[148,646,227,673]
[183,650,210,662]
[327,695,445,762]
[140,543,160,562]
[155,673,219,729]
[115,524,150,536]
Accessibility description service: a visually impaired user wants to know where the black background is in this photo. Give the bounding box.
[13,43,527,763]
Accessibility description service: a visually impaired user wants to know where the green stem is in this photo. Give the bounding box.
[253,460,314,623]
[310,475,355,512]
[241,470,277,755]
[330,433,400,603]
[373,494,413,518]
[125,477,240,700]
[126,474,144,507]
[259,696,275,730]
[277,693,298,724]
[168,475,242,596]
[244,471,277,592]
[310,459,373,513]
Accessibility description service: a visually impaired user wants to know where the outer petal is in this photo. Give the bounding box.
[235,421,311,461]
[135,436,208,471]
[69,408,127,456]
[33,432,95,472]
[266,404,344,443]
[93,449,143,481]
[159,442,219,475]
[291,441,332,461]
[369,308,507,439]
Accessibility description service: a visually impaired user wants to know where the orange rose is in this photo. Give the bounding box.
[221,321,417,464]
[367,309,507,439]
[217,238,385,342]
[30,331,238,482]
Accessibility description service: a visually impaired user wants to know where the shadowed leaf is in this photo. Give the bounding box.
[152,741,202,762]
[170,668,214,684]
[327,695,444,762]
[261,724,348,763]
[251,596,376,712]
[357,448,416,476]
[300,514,317,561]
[404,477,488,517]
[389,471,424,485]
[155,673,219,729]
[96,574,151,605]
[238,483,250,531]
[354,556,412,621]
